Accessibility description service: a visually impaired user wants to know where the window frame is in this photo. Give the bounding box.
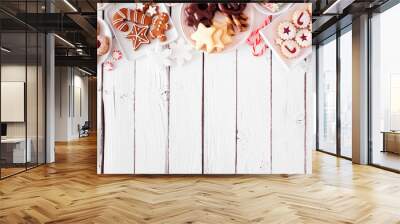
[316,24,353,160]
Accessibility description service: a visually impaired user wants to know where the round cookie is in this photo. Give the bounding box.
[278,21,296,40]
[97,35,109,56]
[295,29,312,48]
[185,3,217,28]
[281,40,300,58]
[292,10,311,29]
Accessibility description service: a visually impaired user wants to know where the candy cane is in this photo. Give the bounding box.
[246,16,272,57]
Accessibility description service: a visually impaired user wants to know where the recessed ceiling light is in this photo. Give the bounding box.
[323,0,355,15]
[1,47,11,53]
[63,0,78,12]
[54,34,75,48]
[78,67,93,76]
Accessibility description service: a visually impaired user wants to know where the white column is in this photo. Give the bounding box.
[46,33,55,163]
[352,14,369,164]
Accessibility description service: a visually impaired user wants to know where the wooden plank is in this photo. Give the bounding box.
[271,55,306,174]
[236,47,271,174]
[168,6,203,174]
[103,55,135,174]
[134,58,169,174]
[203,51,237,174]
[97,63,103,174]
[97,9,104,174]
[306,55,316,174]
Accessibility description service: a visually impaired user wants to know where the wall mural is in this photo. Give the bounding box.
[97,3,313,174]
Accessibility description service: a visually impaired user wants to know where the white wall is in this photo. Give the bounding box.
[55,67,89,141]
[1,64,46,164]
[1,65,36,138]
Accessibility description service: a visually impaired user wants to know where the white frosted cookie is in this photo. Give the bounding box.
[277,21,296,40]
[280,40,300,58]
[292,10,311,29]
[295,29,312,48]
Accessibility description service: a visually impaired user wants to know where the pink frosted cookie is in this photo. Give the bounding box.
[277,21,296,40]
[295,29,312,48]
[307,4,312,15]
[292,10,311,29]
[281,40,300,58]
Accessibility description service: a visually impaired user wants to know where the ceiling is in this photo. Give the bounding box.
[0,0,96,74]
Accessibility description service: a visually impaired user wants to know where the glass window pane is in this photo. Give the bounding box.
[38,32,45,165]
[318,38,337,154]
[371,3,400,171]
[0,0,46,179]
[27,31,38,169]
[1,31,27,177]
[340,29,352,158]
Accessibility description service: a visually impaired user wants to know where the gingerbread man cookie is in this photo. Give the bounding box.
[150,12,171,42]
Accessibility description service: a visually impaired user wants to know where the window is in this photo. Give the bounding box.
[339,29,352,158]
[0,0,47,179]
[370,2,400,171]
[318,37,337,154]
[317,26,353,159]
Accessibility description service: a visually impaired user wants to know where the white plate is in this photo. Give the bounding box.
[180,3,255,54]
[97,3,110,11]
[105,3,178,61]
[259,3,312,70]
[254,3,293,16]
[97,19,113,64]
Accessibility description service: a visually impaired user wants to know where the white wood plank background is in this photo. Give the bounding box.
[103,58,135,174]
[134,59,169,174]
[236,49,271,174]
[97,11,103,174]
[271,56,306,174]
[168,9,203,174]
[98,3,313,175]
[203,52,237,174]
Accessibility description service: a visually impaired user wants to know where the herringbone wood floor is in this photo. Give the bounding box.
[1,135,400,224]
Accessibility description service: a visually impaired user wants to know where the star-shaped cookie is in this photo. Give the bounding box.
[127,23,150,50]
[190,23,216,53]
[213,21,233,45]
[147,5,158,16]
[212,29,224,52]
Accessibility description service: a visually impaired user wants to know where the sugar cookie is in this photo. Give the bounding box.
[281,40,300,58]
[295,29,312,48]
[213,21,233,45]
[277,21,296,40]
[190,23,216,53]
[292,10,311,29]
